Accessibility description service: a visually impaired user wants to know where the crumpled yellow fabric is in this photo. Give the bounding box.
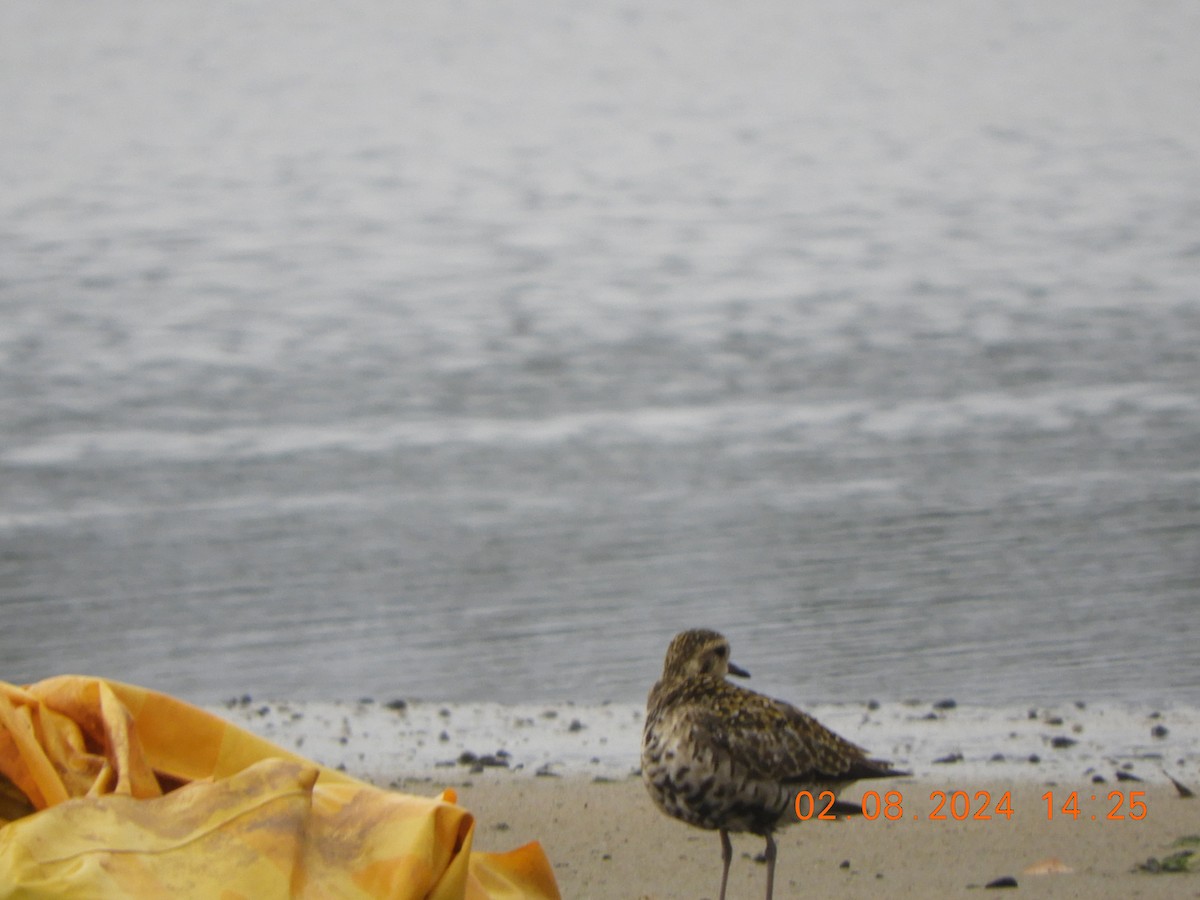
[0,676,560,899]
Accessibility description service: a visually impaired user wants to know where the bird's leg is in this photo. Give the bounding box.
[763,832,777,900]
[718,829,732,900]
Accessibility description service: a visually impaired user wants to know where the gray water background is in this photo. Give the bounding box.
[2,0,1198,706]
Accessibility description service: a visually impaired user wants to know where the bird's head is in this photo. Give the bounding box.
[660,628,750,682]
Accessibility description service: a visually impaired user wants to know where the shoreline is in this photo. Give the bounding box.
[210,698,1198,896]
[212,697,1199,785]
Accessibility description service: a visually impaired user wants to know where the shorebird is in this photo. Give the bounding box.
[641,628,906,900]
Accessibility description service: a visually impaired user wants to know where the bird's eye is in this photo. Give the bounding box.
[714,646,727,658]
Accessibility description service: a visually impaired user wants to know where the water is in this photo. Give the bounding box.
[2,0,1198,707]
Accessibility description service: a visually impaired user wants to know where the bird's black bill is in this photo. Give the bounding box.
[727,662,750,678]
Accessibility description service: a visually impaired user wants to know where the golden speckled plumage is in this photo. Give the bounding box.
[642,628,906,900]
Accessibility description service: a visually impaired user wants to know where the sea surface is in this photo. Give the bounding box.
[2,0,1198,707]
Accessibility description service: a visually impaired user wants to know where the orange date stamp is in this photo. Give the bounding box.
[794,789,1148,822]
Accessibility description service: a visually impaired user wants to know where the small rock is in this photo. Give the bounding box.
[1164,773,1194,798]
[839,860,851,869]
[1150,724,1169,739]
[1027,754,1040,764]
[1115,770,1143,782]
[1044,716,1064,726]
[1091,774,1107,784]
[1050,736,1077,749]
[568,718,586,732]
[385,698,407,712]
[458,751,478,765]
[867,699,880,711]
[984,875,1018,888]
[933,752,964,765]
[933,698,957,710]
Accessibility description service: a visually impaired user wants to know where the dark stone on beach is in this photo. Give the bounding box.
[385,698,407,712]
[1050,736,1077,749]
[535,764,559,777]
[984,875,1018,888]
[458,751,478,765]
[1044,716,1064,726]
[839,860,851,869]
[1116,770,1143,782]
[1092,774,1107,783]
[1165,773,1195,798]
[1151,724,1169,738]
[934,752,964,764]
[1028,754,1040,764]
[867,699,880,711]
[933,698,957,710]
[990,753,1006,762]
[568,718,585,732]
[1027,708,1038,719]
[439,730,450,742]
[1074,700,1086,709]
[358,697,374,705]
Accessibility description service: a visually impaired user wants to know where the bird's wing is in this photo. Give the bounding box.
[688,684,891,785]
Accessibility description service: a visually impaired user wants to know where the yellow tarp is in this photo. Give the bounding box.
[0,676,560,899]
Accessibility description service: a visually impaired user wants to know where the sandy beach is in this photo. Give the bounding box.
[454,776,1195,899]
[215,698,1198,898]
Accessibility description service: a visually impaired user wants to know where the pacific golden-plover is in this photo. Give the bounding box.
[641,628,907,900]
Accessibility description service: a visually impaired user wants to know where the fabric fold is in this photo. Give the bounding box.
[0,676,559,900]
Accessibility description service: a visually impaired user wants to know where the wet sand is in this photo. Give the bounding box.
[451,776,1195,899]
[215,698,1198,897]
